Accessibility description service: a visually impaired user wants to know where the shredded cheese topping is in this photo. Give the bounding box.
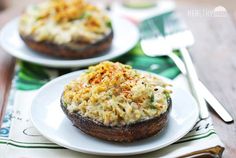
[62,61,171,126]
[19,0,112,44]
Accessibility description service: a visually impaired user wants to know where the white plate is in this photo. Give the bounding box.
[0,16,139,68]
[30,70,199,156]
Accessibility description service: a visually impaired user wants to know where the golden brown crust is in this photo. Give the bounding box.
[20,30,113,59]
[60,97,171,142]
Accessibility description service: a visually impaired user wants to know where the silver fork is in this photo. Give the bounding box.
[164,14,209,120]
[140,18,209,119]
[164,13,233,123]
[141,14,233,122]
[140,19,187,74]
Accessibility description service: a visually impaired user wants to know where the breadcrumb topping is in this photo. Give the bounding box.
[19,0,111,44]
[63,61,171,126]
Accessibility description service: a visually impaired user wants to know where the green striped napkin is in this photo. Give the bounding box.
[14,46,180,91]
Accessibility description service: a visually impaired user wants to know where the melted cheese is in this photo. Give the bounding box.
[63,61,171,126]
[19,0,111,44]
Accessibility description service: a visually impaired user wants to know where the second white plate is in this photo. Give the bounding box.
[30,70,199,156]
[0,16,139,68]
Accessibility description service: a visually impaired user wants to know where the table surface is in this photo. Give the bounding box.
[0,0,235,157]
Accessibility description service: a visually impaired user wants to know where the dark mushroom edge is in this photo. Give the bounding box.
[60,95,172,142]
[20,30,113,59]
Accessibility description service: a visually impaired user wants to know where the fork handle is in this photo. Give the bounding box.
[169,52,233,122]
[180,48,209,119]
[168,53,186,74]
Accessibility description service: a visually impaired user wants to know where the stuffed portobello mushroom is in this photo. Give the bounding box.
[61,61,172,142]
[18,0,113,59]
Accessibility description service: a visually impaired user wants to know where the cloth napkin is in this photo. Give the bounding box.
[0,1,224,158]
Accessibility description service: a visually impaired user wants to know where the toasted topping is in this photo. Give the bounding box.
[19,0,112,44]
[63,61,171,126]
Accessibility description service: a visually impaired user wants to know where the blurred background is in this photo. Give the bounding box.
[0,0,236,11]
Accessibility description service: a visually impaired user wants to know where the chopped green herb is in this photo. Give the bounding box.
[150,93,154,103]
[106,20,112,28]
[63,101,68,107]
[80,12,91,19]
[165,93,170,100]
[150,104,157,109]
[124,65,132,69]
[85,70,91,74]
[150,94,156,109]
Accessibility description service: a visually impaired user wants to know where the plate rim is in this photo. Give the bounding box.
[30,70,199,156]
[0,16,139,68]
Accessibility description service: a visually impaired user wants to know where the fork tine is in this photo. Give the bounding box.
[139,18,161,39]
[139,12,173,39]
[164,13,188,35]
[147,20,161,37]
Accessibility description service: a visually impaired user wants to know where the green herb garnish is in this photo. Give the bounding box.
[150,93,154,103]
[63,101,68,107]
[164,90,170,99]
[106,20,112,28]
[80,12,91,19]
[149,93,157,109]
